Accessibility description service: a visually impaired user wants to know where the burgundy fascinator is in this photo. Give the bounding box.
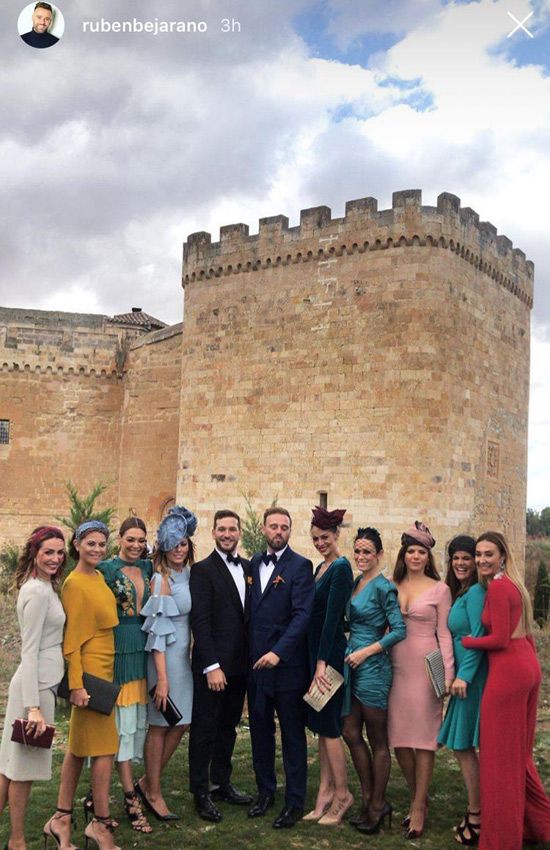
[401,521,436,550]
[311,506,346,530]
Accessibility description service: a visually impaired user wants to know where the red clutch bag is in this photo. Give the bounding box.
[11,718,55,749]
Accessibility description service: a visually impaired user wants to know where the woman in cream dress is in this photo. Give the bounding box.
[0,526,66,850]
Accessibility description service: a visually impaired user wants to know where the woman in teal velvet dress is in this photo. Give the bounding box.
[438,535,487,846]
[342,527,406,835]
[98,517,153,832]
[305,507,354,825]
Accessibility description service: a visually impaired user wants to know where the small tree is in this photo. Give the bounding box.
[240,494,278,557]
[55,481,116,563]
[0,541,20,594]
[533,560,550,627]
[55,481,115,535]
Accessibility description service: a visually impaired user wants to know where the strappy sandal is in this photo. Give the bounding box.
[83,791,119,830]
[43,807,79,850]
[455,811,481,846]
[124,791,153,833]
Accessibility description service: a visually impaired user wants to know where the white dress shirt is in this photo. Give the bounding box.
[259,545,287,593]
[203,548,245,675]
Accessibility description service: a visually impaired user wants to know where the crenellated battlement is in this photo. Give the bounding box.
[0,360,120,378]
[183,190,533,308]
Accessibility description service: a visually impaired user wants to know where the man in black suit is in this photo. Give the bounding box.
[247,507,315,829]
[189,510,252,822]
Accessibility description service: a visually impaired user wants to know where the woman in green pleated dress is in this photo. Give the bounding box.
[98,517,153,833]
[437,535,487,846]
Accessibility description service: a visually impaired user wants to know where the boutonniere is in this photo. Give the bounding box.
[246,575,253,586]
[272,575,285,588]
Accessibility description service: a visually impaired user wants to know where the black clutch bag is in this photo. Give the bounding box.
[149,686,183,726]
[58,672,120,716]
[11,718,55,749]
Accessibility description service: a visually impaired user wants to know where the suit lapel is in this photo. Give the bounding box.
[257,546,292,604]
[212,551,245,616]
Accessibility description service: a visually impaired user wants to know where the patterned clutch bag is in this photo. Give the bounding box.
[425,648,446,698]
[11,718,55,749]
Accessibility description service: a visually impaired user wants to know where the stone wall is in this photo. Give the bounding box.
[0,308,126,546]
[116,324,183,539]
[179,190,532,566]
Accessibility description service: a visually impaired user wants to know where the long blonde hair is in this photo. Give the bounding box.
[476,531,533,634]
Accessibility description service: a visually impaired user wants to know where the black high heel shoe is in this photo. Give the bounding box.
[134,779,180,822]
[455,811,481,846]
[83,791,119,830]
[355,801,393,834]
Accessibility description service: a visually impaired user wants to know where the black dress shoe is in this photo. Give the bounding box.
[272,806,304,829]
[194,793,223,823]
[211,784,253,805]
[248,793,275,818]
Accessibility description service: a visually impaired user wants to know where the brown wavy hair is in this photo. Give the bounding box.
[393,542,440,584]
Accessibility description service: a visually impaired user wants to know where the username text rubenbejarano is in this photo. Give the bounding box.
[82,18,208,34]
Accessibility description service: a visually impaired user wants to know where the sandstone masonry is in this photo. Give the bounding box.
[0,190,533,569]
[179,190,532,562]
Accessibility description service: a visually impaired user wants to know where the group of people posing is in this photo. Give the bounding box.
[0,504,549,850]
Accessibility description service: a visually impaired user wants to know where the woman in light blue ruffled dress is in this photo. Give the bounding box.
[135,506,196,822]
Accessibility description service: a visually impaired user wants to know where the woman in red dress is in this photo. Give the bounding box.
[462,531,550,850]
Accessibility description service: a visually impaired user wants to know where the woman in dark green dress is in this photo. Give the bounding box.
[98,517,153,833]
[305,506,354,825]
[437,535,486,845]
[342,527,406,835]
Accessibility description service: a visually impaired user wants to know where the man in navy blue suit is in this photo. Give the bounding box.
[247,507,314,829]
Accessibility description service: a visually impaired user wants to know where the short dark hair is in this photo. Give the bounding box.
[263,506,292,526]
[354,527,383,553]
[35,2,53,11]
[213,510,241,529]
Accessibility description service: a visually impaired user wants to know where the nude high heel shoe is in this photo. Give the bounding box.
[318,792,354,826]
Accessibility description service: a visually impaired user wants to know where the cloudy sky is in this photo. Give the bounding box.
[1,0,549,508]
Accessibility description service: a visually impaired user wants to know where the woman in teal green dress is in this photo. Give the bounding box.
[98,517,153,833]
[342,527,406,835]
[305,507,354,825]
[437,535,487,846]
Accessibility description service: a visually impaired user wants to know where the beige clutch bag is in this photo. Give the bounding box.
[303,665,344,712]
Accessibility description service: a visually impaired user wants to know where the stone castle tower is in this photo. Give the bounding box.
[179,189,532,559]
[0,189,532,565]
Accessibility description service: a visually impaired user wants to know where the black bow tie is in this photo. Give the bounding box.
[263,552,278,566]
[226,552,241,566]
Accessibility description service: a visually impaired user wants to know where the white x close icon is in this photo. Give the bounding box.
[507,10,534,38]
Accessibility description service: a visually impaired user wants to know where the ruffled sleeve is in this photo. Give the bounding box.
[378,578,406,650]
[141,574,179,653]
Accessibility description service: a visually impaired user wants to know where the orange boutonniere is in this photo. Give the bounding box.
[246,575,253,586]
[272,575,285,588]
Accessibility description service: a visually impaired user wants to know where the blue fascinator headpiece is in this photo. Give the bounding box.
[157,505,197,552]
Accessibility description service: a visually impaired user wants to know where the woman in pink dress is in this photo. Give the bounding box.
[387,521,454,840]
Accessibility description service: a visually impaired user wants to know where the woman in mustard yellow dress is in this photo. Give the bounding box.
[44,521,121,850]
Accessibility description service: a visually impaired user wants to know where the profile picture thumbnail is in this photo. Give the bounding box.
[18,2,64,49]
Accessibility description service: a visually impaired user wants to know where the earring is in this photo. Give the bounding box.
[499,560,505,570]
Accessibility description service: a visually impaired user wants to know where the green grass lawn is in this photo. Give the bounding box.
[0,598,548,850]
